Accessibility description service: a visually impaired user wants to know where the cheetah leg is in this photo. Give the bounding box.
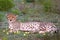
[39,31,46,34]
[9,29,13,33]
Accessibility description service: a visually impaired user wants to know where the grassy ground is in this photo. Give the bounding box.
[0,27,60,40]
[0,28,42,40]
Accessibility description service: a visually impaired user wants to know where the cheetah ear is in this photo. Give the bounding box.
[5,13,8,17]
[5,13,10,17]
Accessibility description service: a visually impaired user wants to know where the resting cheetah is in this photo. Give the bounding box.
[7,14,57,34]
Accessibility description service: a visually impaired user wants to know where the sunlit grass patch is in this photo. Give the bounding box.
[0,27,59,40]
[3,30,6,32]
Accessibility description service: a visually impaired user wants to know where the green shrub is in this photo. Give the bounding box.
[43,0,52,12]
[0,0,14,11]
[38,0,52,12]
[0,14,4,22]
[11,9,21,15]
[38,0,44,4]
[26,0,35,3]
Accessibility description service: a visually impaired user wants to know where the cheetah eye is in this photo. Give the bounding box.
[12,17,14,18]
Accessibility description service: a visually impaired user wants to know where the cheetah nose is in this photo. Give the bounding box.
[10,20,12,21]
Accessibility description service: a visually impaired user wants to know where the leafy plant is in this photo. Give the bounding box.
[2,37,8,40]
[38,0,44,4]
[38,0,52,12]
[0,0,14,11]
[26,0,35,3]
[43,0,52,12]
[0,14,4,22]
[11,9,22,15]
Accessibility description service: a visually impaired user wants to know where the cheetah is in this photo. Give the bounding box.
[7,13,57,34]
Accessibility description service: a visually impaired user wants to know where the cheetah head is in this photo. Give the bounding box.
[7,14,18,23]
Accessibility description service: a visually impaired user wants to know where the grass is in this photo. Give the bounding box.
[0,27,59,40]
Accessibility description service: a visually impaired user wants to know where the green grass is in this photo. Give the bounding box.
[0,28,59,40]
